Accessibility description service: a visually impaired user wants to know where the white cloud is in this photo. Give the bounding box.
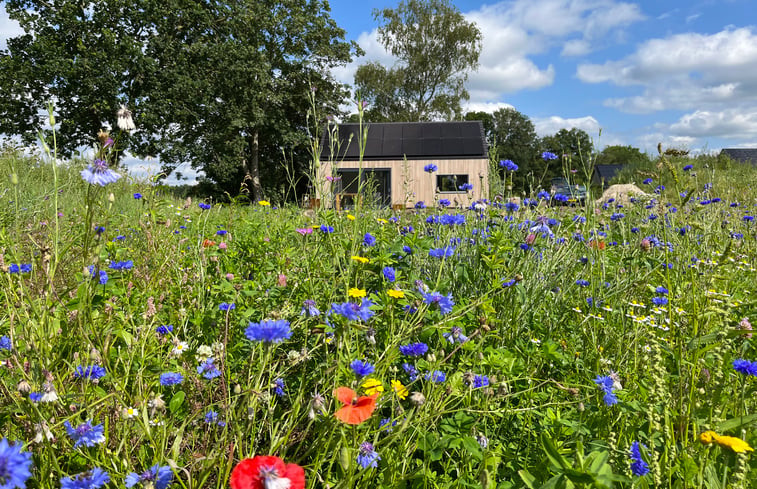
[636,132,697,153]
[339,0,645,104]
[533,115,601,137]
[667,107,757,139]
[0,5,24,51]
[462,101,515,114]
[577,27,757,113]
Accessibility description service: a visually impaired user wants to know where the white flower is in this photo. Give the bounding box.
[124,406,139,419]
[196,345,213,363]
[117,105,136,132]
[33,422,54,443]
[171,341,188,356]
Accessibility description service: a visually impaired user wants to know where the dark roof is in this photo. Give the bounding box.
[593,164,625,180]
[719,148,757,165]
[321,121,488,161]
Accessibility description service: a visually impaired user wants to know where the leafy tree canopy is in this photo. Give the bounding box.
[595,145,650,166]
[354,0,482,122]
[0,0,358,200]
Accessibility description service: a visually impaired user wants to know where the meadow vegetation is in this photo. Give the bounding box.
[1,124,756,489]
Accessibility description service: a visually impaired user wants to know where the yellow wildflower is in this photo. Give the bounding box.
[351,256,369,264]
[362,378,384,396]
[700,431,754,453]
[348,288,367,298]
[387,289,405,299]
[347,214,356,221]
[391,380,408,400]
[258,200,271,206]
[377,218,388,224]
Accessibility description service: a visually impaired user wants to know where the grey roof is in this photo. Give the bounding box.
[720,148,757,165]
[593,164,625,180]
[321,121,488,161]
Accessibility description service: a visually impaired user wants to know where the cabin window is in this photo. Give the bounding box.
[436,174,469,193]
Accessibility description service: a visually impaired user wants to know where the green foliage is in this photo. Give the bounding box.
[354,0,482,122]
[595,145,651,167]
[0,0,358,200]
[540,128,595,183]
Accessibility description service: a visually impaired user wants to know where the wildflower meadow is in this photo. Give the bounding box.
[1,114,757,488]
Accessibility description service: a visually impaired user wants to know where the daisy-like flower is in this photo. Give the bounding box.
[229,456,304,489]
[125,464,174,489]
[699,431,754,453]
[171,341,188,356]
[123,406,139,419]
[351,255,369,264]
[117,105,136,132]
[258,200,271,206]
[391,380,408,399]
[0,438,33,488]
[361,378,384,396]
[387,289,404,299]
[81,159,122,186]
[245,320,292,343]
[64,419,106,448]
[348,288,366,298]
[61,467,111,489]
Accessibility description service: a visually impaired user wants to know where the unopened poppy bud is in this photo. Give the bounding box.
[409,391,425,406]
[108,193,115,203]
[17,379,31,393]
[426,353,436,362]
[10,173,18,185]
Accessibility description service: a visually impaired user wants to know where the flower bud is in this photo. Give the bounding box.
[108,193,115,203]
[10,173,18,185]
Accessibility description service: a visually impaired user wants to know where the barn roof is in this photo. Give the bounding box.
[321,121,488,161]
[719,148,757,165]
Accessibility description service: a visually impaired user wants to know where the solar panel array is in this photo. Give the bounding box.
[322,121,487,160]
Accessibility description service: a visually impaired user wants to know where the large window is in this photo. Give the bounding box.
[436,174,469,193]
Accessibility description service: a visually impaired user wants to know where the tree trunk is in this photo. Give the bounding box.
[244,130,263,201]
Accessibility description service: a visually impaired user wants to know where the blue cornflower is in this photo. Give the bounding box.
[443,326,468,344]
[0,336,11,351]
[655,185,665,194]
[629,441,649,476]
[537,190,551,200]
[422,291,454,315]
[472,374,489,388]
[500,159,518,171]
[81,159,122,186]
[652,297,668,306]
[245,320,292,343]
[428,246,455,258]
[64,419,106,448]
[156,325,173,336]
[197,358,221,379]
[553,193,568,203]
[87,266,108,285]
[459,183,474,191]
[502,279,516,287]
[331,300,374,322]
[733,359,757,376]
[380,418,397,432]
[402,363,418,381]
[108,260,133,270]
[204,411,219,424]
[29,392,42,402]
[424,163,438,173]
[0,438,33,488]
[403,245,413,255]
[273,378,286,397]
[655,286,669,295]
[683,164,693,171]
[576,279,590,287]
[19,263,31,273]
[382,266,396,282]
[198,202,211,210]
[438,198,451,207]
[642,178,653,185]
[301,299,320,317]
[425,370,446,382]
[505,202,519,212]
[357,442,381,469]
[593,375,618,406]
[133,193,143,199]
[60,467,111,489]
[399,342,428,357]
[415,201,426,209]
[125,464,173,489]
[744,215,754,222]
[350,360,375,377]
[319,224,334,233]
[611,213,624,221]
[363,233,376,247]
[73,365,107,380]
[218,302,235,311]
[159,372,184,386]
[8,263,20,273]
[542,151,558,161]
[216,230,227,236]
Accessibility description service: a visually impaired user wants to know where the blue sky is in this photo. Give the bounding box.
[2,0,756,182]
[327,0,757,154]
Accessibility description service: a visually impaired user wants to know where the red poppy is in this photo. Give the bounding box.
[202,238,216,248]
[230,455,305,489]
[334,386,377,425]
[589,240,606,250]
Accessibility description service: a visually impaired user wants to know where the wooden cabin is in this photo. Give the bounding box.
[316,121,488,209]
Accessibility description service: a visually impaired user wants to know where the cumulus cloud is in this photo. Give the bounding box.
[577,27,757,113]
[339,0,644,104]
[532,115,601,137]
[463,101,515,114]
[667,107,757,140]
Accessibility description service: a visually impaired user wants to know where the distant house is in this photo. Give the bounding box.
[719,148,757,165]
[591,164,625,188]
[317,121,488,209]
